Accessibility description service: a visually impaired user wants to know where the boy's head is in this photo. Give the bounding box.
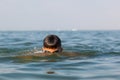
[42,35,62,53]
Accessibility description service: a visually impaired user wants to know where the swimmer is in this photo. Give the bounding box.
[33,34,80,57]
[16,34,90,62]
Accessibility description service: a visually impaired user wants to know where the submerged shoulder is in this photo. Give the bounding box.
[26,51,80,57]
[33,52,53,57]
[59,52,80,57]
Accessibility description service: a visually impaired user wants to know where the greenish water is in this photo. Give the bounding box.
[0,31,120,80]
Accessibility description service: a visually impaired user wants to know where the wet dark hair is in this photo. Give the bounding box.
[43,35,61,49]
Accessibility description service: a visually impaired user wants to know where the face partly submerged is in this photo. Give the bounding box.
[42,47,63,53]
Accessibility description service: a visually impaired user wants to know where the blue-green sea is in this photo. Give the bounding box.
[0,31,120,80]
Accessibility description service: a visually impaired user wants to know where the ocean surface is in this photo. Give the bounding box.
[0,31,120,80]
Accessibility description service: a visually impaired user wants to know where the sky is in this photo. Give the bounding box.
[0,0,120,31]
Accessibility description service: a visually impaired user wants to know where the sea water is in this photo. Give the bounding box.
[0,31,120,80]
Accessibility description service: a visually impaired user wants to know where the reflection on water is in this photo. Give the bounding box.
[0,31,120,80]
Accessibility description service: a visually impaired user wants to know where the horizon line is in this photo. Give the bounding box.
[0,29,120,31]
